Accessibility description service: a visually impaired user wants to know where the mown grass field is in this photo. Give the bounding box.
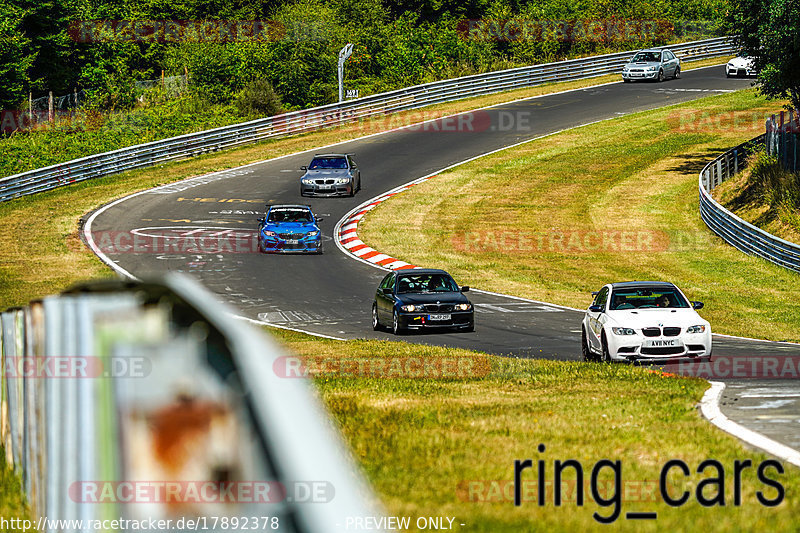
[358,89,800,342]
[272,328,799,532]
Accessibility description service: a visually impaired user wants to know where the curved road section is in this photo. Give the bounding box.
[87,67,800,450]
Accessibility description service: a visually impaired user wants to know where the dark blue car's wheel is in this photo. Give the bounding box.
[372,303,381,331]
[392,309,403,335]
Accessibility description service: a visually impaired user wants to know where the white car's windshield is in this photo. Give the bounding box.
[610,288,689,310]
[632,52,661,62]
[397,274,459,294]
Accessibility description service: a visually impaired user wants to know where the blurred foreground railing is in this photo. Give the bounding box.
[1,274,382,532]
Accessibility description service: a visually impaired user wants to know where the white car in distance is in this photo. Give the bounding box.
[582,281,711,363]
[726,55,757,77]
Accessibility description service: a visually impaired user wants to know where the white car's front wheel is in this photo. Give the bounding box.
[582,328,596,362]
[601,333,612,363]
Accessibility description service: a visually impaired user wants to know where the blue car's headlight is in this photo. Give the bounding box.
[262,230,276,237]
[307,231,319,237]
[400,304,422,312]
[335,178,350,184]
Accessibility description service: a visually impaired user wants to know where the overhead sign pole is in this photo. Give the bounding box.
[338,43,354,103]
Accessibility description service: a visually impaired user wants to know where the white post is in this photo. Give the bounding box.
[338,43,354,103]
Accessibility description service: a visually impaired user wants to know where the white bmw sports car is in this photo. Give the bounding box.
[581,281,711,363]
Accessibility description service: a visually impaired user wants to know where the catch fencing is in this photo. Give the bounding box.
[0,36,735,203]
[0,273,381,532]
[765,110,800,172]
[699,134,800,273]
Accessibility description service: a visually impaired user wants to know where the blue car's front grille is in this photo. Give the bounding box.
[278,233,306,240]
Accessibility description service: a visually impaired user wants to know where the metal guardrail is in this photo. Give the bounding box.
[699,134,800,273]
[1,274,382,532]
[0,37,735,203]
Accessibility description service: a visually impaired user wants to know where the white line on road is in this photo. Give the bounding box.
[701,382,800,467]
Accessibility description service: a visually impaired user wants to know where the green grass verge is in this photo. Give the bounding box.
[271,327,799,531]
[0,455,31,524]
[358,89,800,342]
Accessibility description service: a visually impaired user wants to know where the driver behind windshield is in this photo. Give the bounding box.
[309,157,348,169]
[269,210,311,223]
[397,275,457,293]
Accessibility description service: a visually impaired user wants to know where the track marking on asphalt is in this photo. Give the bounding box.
[474,303,563,313]
[701,382,800,467]
[147,169,256,194]
[258,310,339,323]
[741,392,800,398]
[738,400,796,410]
[654,88,737,93]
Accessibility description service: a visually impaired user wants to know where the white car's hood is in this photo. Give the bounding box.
[606,308,707,329]
[729,56,754,68]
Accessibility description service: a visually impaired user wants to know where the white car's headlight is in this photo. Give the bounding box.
[335,178,351,184]
[646,66,657,71]
[302,178,314,185]
[687,325,706,334]
[453,303,472,311]
[612,327,636,335]
[400,304,422,312]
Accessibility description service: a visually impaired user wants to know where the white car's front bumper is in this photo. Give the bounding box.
[607,330,712,361]
[726,65,756,77]
[622,70,658,80]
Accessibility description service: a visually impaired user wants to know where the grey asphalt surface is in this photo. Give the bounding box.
[86,66,800,453]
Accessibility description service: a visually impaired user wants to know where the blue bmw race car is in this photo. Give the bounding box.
[257,205,322,254]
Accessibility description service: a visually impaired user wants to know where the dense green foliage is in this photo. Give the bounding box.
[4,0,730,111]
[0,95,244,176]
[730,0,800,110]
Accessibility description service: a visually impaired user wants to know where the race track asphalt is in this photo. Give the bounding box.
[86,65,800,453]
